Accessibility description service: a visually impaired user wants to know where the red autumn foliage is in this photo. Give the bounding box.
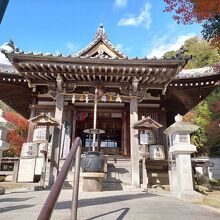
[212,100,220,112]
[3,112,29,156]
[164,0,220,46]
[205,119,220,143]
[164,0,220,24]
[183,111,197,124]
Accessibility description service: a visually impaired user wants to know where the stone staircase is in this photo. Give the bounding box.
[44,159,83,188]
[43,156,169,191]
[102,157,132,190]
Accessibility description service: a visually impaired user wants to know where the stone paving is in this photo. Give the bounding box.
[0,188,220,220]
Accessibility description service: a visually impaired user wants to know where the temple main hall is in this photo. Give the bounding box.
[0,24,219,188]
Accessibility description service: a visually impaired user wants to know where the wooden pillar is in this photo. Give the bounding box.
[123,111,128,156]
[72,109,77,140]
[130,96,140,188]
[49,94,64,187]
[27,93,37,142]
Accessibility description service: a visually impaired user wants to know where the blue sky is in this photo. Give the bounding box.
[0,0,202,58]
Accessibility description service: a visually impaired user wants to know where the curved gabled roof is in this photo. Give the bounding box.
[75,24,127,59]
[0,42,19,74]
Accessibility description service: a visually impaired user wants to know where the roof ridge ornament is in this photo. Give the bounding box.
[94,23,108,39]
[0,39,16,53]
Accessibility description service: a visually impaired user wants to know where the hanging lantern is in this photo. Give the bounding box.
[79,94,84,102]
[101,95,107,102]
[109,95,113,102]
[85,94,89,103]
[72,94,76,103]
[116,94,122,103]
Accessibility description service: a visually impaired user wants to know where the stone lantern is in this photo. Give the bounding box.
[133,116,163,189]
[30,113,59,189]
[0,109,16,194]
[163,114,203,202]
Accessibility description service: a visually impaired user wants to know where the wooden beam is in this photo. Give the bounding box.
[79,65,83,74]
[104,67,108,74]
[69,74,76,80]
[75,74,81,81]
[60,64,66,72]
[53,64,59,72]
[26,63,33,71]
[85,66,89,74]
[64,73,72,80]
[45,73,55,80]
[92,66,95,74]
[128,68,133,75]
[47,64,54,72]
[66,64,72,72]
[122,67,126,75]
[49,94,64,187]
[81,74,86,81]
[87,74,92,81]
[120,76,125,82]
[40,64,47,72]
[38,72,48,80]
[110,75,113,82]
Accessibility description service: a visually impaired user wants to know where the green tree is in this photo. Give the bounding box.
[205,87,220,156]
[163,37,220,68]
[171,37,220,156]
[163,50,176,59]
[192,101,212,148]
[183,37,220,68]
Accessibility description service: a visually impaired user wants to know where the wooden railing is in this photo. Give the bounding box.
[38,137,82,220]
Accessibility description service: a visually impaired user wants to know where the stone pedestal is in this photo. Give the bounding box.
[82,172,107,192]
[0,110,16,194]
[164,114,203,202]
[170,145,203,202]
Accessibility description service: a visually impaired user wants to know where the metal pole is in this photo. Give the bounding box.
[89,131,91,151]
[71,143,81,220]
[92,88,98,151]
[38,137,81,220]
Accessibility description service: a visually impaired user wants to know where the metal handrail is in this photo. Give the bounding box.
[38,137,82,220]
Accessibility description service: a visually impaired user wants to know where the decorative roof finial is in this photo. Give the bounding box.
[6,39,16,51]
[94,23,107,39]
[175,114,183,123]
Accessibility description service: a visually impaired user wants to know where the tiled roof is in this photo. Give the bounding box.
[0,37,219,80]
[177,67,219,79]
[0,41,19,74]
[0,63,18,74]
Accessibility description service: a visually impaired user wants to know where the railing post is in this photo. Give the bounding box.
[71,142,81,220]
[37,137,81,220]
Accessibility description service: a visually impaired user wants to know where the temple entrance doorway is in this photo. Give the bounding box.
[76,110,123,155]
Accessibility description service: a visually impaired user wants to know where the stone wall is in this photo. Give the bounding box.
[209,157,220,180]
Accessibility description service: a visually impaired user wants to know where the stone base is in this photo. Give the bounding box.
[0,187,5,195]
[82,172,107,192]
[176,191,204,202]
[34,185,45,191]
